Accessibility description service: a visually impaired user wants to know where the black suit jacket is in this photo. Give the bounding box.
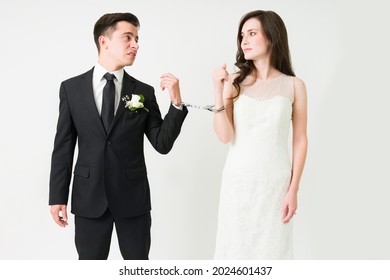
[49,68,187,218]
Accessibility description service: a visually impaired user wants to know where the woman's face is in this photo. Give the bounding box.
[241,18,270,61]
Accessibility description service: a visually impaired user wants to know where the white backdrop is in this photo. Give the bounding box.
[0,0,389,260]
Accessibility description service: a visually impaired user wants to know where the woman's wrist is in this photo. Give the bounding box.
[288,183,299,193]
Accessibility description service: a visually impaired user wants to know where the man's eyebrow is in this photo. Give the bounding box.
[123,32,139,40]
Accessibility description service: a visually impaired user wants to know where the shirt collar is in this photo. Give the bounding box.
[94,63,124,84]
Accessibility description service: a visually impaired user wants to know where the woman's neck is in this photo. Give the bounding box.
[253,58,280,80]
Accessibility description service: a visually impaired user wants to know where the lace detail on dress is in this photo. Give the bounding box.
[240,74,294,103]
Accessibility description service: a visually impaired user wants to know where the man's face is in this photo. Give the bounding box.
[101,21,139,68]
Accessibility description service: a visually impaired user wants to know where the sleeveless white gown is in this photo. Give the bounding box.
[214,74,294,260]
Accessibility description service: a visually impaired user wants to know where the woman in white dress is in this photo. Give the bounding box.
[212,10,308,259]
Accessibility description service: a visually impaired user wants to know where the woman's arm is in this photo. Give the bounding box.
[213,65,236,144]
[282,77,308,223]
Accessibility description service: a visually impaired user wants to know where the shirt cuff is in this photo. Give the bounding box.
[171,102,183,111]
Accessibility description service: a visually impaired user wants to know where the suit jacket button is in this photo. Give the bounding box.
[106,141,111,146]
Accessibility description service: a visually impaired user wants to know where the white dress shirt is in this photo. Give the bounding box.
[92,63,124,116]
[92,63,182,113]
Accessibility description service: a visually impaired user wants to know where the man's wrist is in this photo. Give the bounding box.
[171,100,183,110]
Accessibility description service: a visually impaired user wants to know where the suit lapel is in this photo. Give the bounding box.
[81,68,107,136]
[107,71,136,135]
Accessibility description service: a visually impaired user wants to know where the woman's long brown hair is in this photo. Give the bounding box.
[233,10,295,97]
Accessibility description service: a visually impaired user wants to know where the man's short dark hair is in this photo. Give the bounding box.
[93,12,140,52]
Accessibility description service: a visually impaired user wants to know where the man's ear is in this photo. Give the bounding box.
[99,35,108,50]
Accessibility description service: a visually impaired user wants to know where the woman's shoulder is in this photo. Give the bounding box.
[292,76,307,100]
[292,76,306,87]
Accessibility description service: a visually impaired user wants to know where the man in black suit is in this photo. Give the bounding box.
[49,12,187,260]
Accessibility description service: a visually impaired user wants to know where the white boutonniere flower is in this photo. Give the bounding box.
[122,94,149,112]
